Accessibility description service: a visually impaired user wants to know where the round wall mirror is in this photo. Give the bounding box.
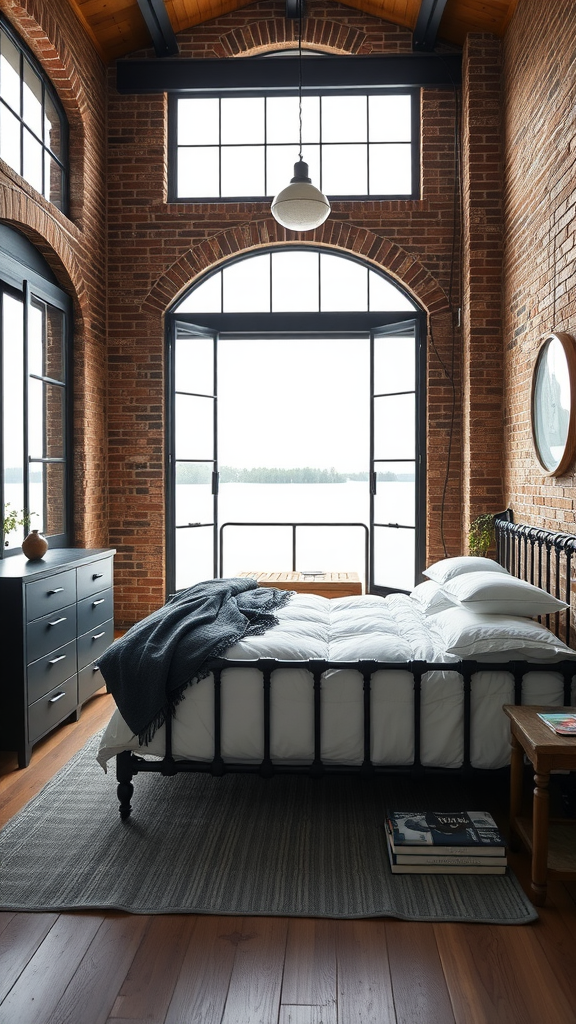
[531,332,576,475]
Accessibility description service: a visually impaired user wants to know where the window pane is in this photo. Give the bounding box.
[266,95,320,144]
[369,95,411,142]
[322,95,367,143]
[3,293,24,549]
[44,91,62,156]
[374,333,415,393]
[267,145,298,198]
[373,525,415,591]
[175,525,214,590]
[296,525,367,579]
[0,102,21,174]
[43,462,66,536]
[221,146,264,197]
[28,380,64,459]
[175,463,213,525]
[369,143,412,195]
[22,60,42,136]
[374,462,415,528]
[223,255,270,312]
[0,32,20,114]
[272,250,319,312]
[175,393,214,460]
[177,146,219,198]
[23,127,42,192]
[374,394,415,460]
[45,153,62,209]
[178,97,219,145]
[174,274,221,314]
[320,253,367,311]
[28,299,65,382]
[322,144,367,195]
[29,463,43,533]
[174,331,214,394]
[369,272,415,312]
[221,97,264,144]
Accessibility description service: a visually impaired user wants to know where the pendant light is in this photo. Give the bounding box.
[270,7,330,232]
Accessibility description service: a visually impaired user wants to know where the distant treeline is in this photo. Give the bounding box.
[175,465,414,484]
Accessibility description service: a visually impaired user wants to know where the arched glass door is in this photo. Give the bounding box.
[167,248,425,596]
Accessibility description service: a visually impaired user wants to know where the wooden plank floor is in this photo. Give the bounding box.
[2,695,576,1024]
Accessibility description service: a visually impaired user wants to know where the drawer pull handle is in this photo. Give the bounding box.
[93,664,101,673]
[49,655,67,665]
[92,631,106,640]
[49,692,66,704]
[92,599,105,606]
[47,587,64,595]
[92,573,104,580]
[48,617,67,627]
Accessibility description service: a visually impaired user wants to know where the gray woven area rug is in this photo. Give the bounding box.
[0,735,537,923]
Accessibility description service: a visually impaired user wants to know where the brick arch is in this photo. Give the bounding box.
[143,220,450,317]
[217,18,371,57]
[0,183,87,320]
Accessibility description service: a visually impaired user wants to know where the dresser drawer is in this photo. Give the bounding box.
[77,588,113,636]
[78,661,105,704]
[26,569,77,622]
[27,604,76,662]
[77,618,114,671]
[28,640,77,705]
[77,558,113,601]
[28,676,77,744]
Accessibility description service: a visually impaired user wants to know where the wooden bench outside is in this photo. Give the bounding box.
[238,571,362,599]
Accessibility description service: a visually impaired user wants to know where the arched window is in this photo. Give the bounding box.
[167,248,425,596]
[0,224,71,552]
[0,17,68,212]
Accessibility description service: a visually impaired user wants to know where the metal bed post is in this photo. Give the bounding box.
[361,664,373,776]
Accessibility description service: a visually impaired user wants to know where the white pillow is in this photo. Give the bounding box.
[433,606,576,661]
[423,556,509,585]
[410,580,457,615]
[442,571,568,616]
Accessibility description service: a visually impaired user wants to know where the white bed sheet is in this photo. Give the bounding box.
[97,593,576,771]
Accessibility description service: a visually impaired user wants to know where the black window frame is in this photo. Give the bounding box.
[0,15,69,215]
[168,86,420,204]
[0,227,72,555]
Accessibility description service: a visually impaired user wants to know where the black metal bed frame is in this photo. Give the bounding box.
[116,511,576,818]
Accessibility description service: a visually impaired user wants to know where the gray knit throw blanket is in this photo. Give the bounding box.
[97,577,293,744]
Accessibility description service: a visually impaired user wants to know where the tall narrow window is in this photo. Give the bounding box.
[0,17,68,212]
[0,225,70,552]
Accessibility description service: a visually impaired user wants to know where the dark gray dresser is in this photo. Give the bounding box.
[0,547,115,767]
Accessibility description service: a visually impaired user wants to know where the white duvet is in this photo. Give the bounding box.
[98,593,576,771]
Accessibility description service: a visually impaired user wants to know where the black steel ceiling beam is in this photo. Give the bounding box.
[116,53,461,93]
[136,0,179,58]
[412,0,450,52]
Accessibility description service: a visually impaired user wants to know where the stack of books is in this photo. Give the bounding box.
[385,810,507,874]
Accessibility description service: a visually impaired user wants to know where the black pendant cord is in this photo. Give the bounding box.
[298,3,303,162]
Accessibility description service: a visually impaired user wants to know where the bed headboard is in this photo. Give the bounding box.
[494,510,576,646]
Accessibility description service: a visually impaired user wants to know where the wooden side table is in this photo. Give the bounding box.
[503,705,576,905]
[238,571,362,599]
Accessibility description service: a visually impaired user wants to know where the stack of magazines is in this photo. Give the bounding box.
[385,810,507,874]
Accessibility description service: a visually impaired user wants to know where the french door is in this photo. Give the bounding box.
[168,314,424,596]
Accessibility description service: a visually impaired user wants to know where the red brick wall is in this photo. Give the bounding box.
[0,0,108,549]
[108,0,469,624]
[502,0,576,531]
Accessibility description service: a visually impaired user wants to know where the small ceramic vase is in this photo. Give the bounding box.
[22,529,48,560]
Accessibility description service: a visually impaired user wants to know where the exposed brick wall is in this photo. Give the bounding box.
[502,0,576,532]
[108,0,468,624]
[0,0,108,549]
[461,34,504,539]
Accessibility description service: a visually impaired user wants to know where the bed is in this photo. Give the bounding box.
[97,513,576,818]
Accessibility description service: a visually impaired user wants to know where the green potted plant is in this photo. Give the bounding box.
[468,513,496,557]
[3,504,34,547]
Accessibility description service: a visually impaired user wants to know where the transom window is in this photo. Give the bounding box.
[0,17,68,212]
[170,89,418,201]
[173,250,417,314]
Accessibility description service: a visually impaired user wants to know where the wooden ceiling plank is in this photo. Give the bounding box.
[63,0,109,61]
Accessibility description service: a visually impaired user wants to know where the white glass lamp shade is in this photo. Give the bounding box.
[271,160,331,232]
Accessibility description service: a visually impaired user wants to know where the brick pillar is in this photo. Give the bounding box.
[461,34,505,547]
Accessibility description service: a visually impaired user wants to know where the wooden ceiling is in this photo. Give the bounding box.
[65,0,520,64]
